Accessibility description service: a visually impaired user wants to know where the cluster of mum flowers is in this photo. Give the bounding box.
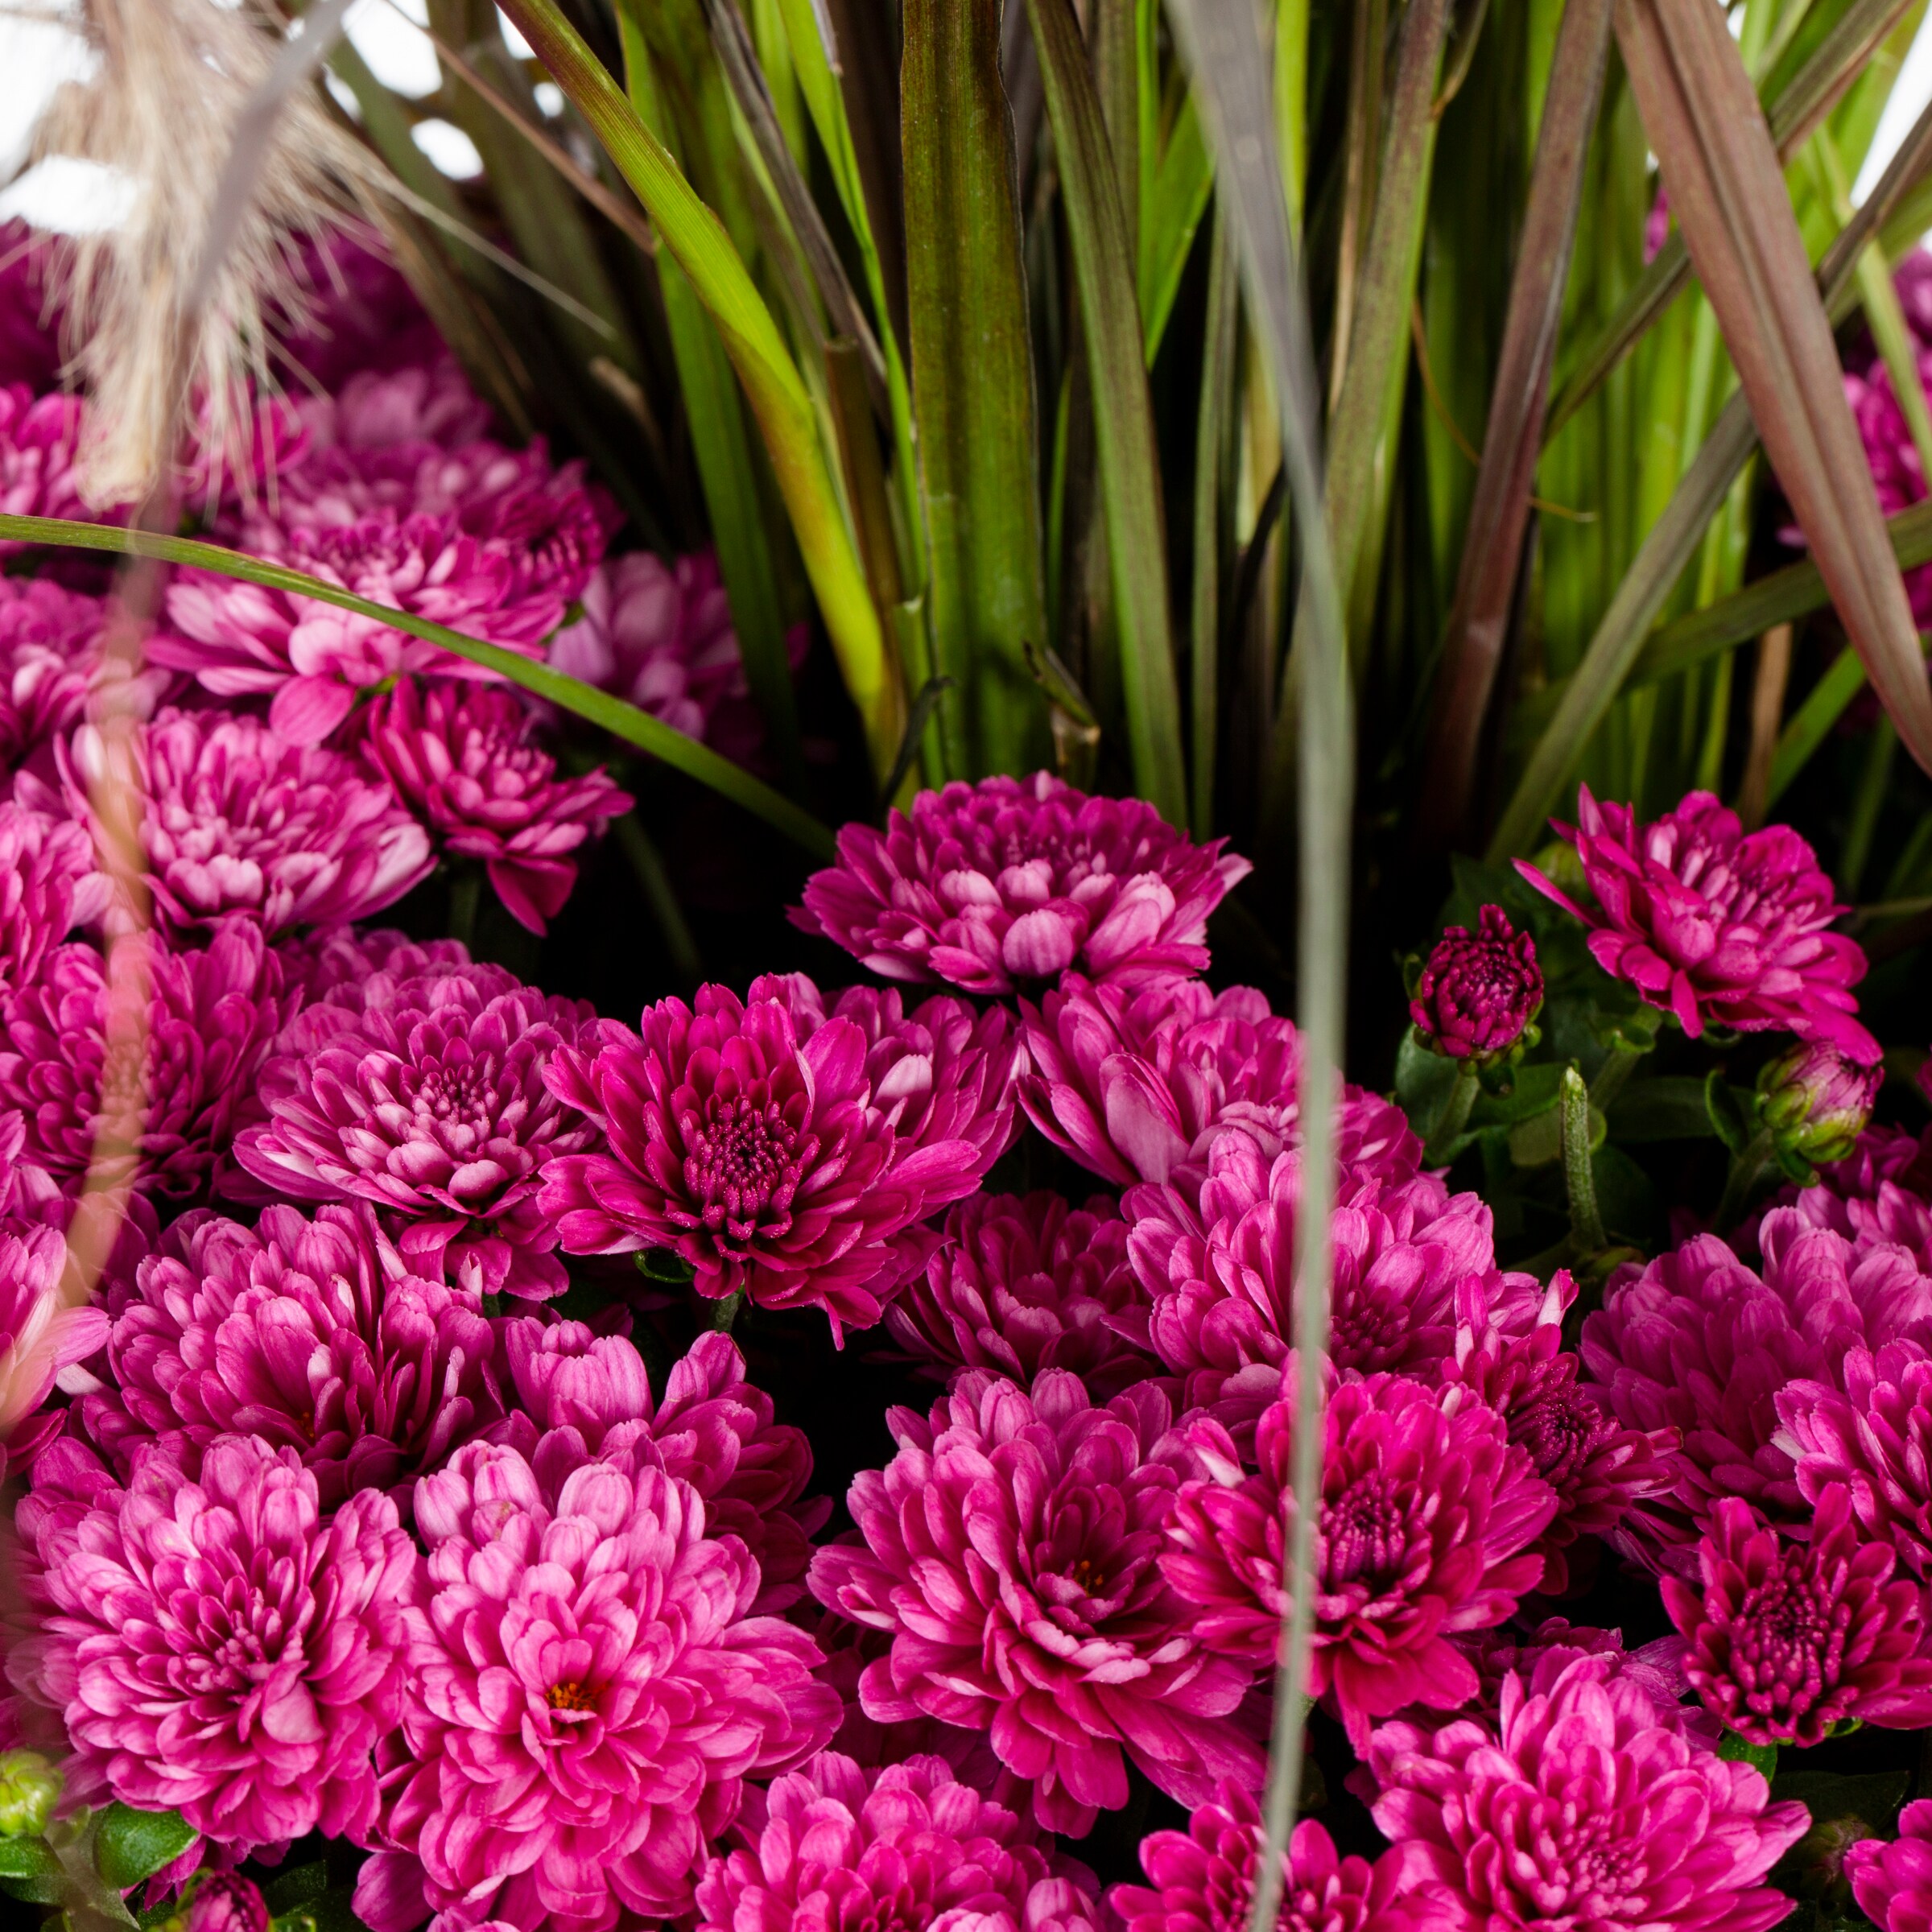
[7,230,1932,1932]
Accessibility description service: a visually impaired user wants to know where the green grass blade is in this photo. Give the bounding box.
[497,0,899,776]
[1766,644,1873,806]
[902,0,1051,777]
[1029,0,1187,824]
[1190,208,1238,836]
[1141,92,1215,360]
[0,514,835,860]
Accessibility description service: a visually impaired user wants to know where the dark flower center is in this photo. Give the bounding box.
[1321,1472,1408,1587]
[1729,1564,1848,1711]
[686,1095,809,1236]
[1517,1386,1604,1490]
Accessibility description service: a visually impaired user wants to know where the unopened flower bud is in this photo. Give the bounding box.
[0,1749,61,1838]
[162,1874,270,1932]
[1410,905,1543,1063]
[1758,1038,1880,1166]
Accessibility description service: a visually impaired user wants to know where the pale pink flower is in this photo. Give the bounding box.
[0,799,98,1000]
[1847,1796,1932,1932]
[0,1222,106,1476]
[0,385,108,541]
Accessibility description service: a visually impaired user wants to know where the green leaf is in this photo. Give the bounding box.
[1395,1026,1463,1130]
[1767,646,1879,808]
[1717,1730,1780,1779]
[93,1803,196,1893]
[1609,1077,1724,1141]
[0,1836,62,1885]
[1773,1765,1911,1825]
[1027,0,1187,826]
[1141,93,1215,360]
[902,0,1051,778]
[0,514,834,861]
[1705,1071,1756,1157]
[1469,1061,1567,1128]
[262,1862,332,1916]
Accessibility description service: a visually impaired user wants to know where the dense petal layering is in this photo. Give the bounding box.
[793,772,1250,995]
[1409,905,1543,1062]
[0,1222,107,1472]
[1517,785,1875,1055]
[810,1368,1261,1835]
[1847,1796,1932,1931]
[0,799,98,1000]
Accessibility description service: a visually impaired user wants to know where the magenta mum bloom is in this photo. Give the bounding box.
[1108,1779,1418,1932]
[1580,1210,1932,1567]
[693,1750,1066,1932]
[0,577,131,782]
[236,961,595,1298]
[809,1368,1261,1835]
[1662,1483,1932,1746]
[1162,1372,1557,1747]
[492,1322,829,1612]
[1368,1651,1810,1932]
[793,772,1251,995]
[85,1201,500,1506]
[1410,904,1542,1062]
[1123,1132,1543,1414]
[358,677,630,934]
[1746,1121,1932,1275]
[357,1443,838,1930]
[0,923,291,1201]
[1517,785,1875,1055]
[0,800,98,1000]
[0,386,104,539]
[0,1223,107,1475]
[884,1191,1159,1399]
[1847,1798,1932,1932]
[172,1873,271,1932]
[1020,975,1418,1192]
[22,1434,416,1848]
[63,707,432,940]
[542,983,984,1333]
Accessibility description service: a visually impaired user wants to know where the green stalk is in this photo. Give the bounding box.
[1191,212,1238,836]
[0,514,836,859]
[1842,716,1899,897]
[1562,1066,1606,1253]
[1425,1059,1482,1165]
[1715,1127,1777,1232]
[494,0,900,780]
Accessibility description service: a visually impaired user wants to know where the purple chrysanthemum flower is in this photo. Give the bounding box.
[357,677,630,935]
[0,1222,107,1477]
[792,773,1251,995]
[1162,1371,1557,1748]
[1517,785,1876,1056]
[0,923,292,1201]
[1020,975,1418,1193]
[1745,1122,1932,1274]
[1368,1651,1810,1932]
[167,1872,272,1932]
[275,923,472,1005]
[1108,1779,1419,1932]
[490,1322,829,1612]
[548,549,801,762]
[1662,1482,1932,1746]
[1409,904,1542,1062]
[883,1191,1160,1399]
[541,983,985,1335]
[0,799,98,1000]
[355,1443,839,1931]
[1442,1616,1709,1739]
[0,385,105,539]
[325,358,493,452]
[62,708,433,940]
[1579,1209,1932,1567]
[235,961,595,1298]
[83,1200,500,1506]
[0,577,163,787]
[1122,1132,1544,1416]
[1847,1797,1932,1932]
[809,1368,1261,1835]
[19,1433,416,1848]
[0,225,60,391]
[1443,1276,1678,1594]
[693,1750,1075,1932]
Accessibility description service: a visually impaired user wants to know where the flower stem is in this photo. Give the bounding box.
[448,865,483,950]
[1423,1057,1481,1165]
[1588,1035,1648,1111]
[1714,1126,1777,1235]
[1562,1066,1606,1253]
[709,1288,746,1333]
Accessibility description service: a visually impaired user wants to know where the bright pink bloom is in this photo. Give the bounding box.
[1662,1483,1932,1746]
[794,773,1251,995]
[1020,976,1418,1193]
[1122,1133,1543,1414]
[1368,1652,1809,1932]
[1162,1373,1557,1748]
[693,1750,1069,1932]
[175,1872,271,1932]
[0,577,141,784]
[1108,1780,1418,1932]
[1409,905,1542,1062]
[357,677,630,934]
[1745,1122,1932,1275]
[0,923,292,1201]
[884,1191,1159,1399]
[809,1368,1261,1835]
[1847,1797,1932,1932]
[0,1222,107,1475]
[542,984,984,1334]
[491,1322,829,1612]
[326,359,493,452]
[1580,1210,1932,1566]
[0,799,97,999]
[235,961,595,1298]
[0,225,61,391]
[357,1443,838,1930]
[1778,1337,1932,1579]
[1443,1616,1707,1738]
[85,1201,500,1506]
[549,549,798,760]
[275,923,472,1005]
[1517,785,1875,1055]
[1442,1276,1678,1594]
[63,708,432,940]
[21,1434,416,1848]
[0,386,106,539]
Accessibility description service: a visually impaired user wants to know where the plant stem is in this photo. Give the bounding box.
[615,813,704,989]
[1715,1127,1777,1234]
[710,1288,746,1332]
[1424,1058,1481,1164]
[448,866,483,950]
[1562,1066,1606,1253]
[1589,1037,1648,1111]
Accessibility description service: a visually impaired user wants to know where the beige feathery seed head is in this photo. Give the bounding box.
[30,0,378,509]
